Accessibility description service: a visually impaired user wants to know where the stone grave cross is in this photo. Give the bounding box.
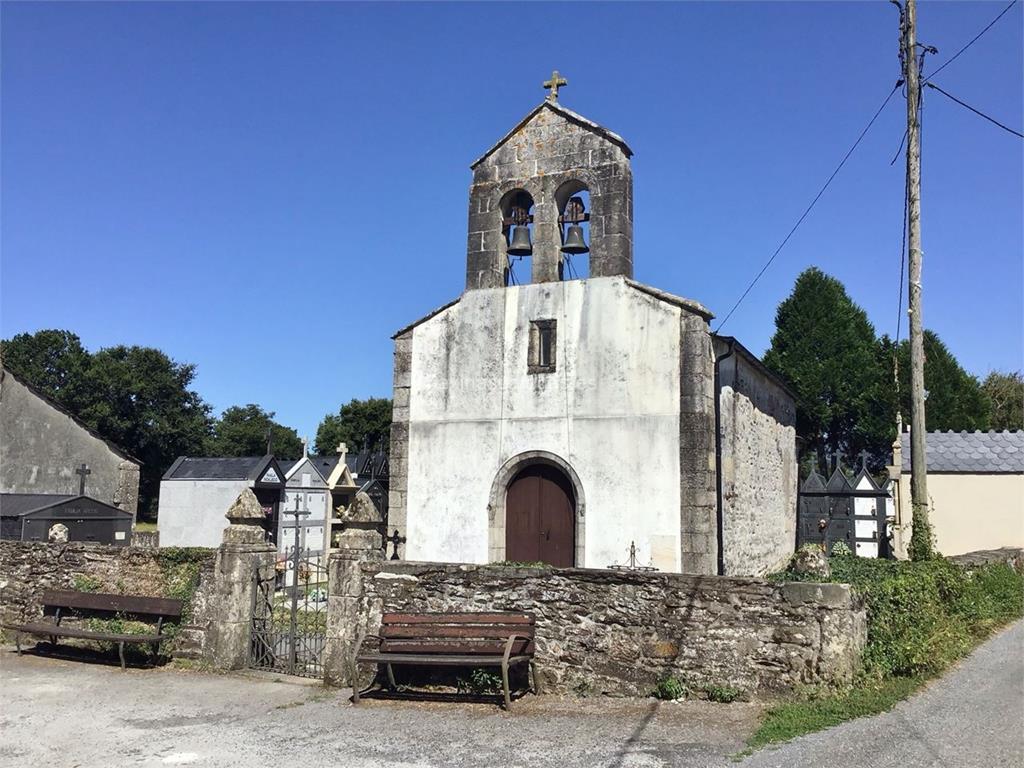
[75,463,91,496]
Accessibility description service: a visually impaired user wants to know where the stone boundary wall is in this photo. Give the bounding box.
[0,541,217,659]
[356,562,866,697]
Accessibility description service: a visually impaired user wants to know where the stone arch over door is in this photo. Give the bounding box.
[488,451,585,566]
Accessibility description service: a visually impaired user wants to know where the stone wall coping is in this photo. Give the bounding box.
[0,540,218,556]
[363,560,858,609]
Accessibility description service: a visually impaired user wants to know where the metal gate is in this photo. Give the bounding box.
[797,457,892,558]
[249,545,329,678]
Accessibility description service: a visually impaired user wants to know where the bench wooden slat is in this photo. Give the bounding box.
[3,622,163,644]
[382,612,534,625]
[381,624,534,640]
[380,639,534,655]
[357,652,533,666]
[41,589,182,619]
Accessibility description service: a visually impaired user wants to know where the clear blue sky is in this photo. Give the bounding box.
[3,1,1021,440]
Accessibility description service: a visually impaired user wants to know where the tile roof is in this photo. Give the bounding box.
[900,431,1023,474]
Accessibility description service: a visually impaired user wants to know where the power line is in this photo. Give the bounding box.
[715,80,903,332]
[925,81,1024,139]
[923,0,1020,83]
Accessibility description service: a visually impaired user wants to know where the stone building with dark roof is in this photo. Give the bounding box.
[889,429,1023,557]
[0,366,141,518]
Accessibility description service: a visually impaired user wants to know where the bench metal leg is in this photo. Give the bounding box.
[530,660,540,695]
[15,633,22,655]
[118,641,126,672]
[385,663,397,691]
[500,660,512,710]
[351,660,361,705]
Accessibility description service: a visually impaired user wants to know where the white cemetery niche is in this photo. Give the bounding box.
[854,475,879,557]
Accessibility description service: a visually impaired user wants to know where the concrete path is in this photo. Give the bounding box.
[0,650,759,768]
[740,620,1024,768]
[1,623,1020,767]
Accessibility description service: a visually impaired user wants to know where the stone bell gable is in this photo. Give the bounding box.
[466,100,634,289]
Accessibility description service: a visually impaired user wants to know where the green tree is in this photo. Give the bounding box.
[895,331,990,432]
[207,404,304,460]
[762,268,894,469]
[0,329,92,412]
[315,397,392,455]
[81,346,213,517]
[981,371,1023,431]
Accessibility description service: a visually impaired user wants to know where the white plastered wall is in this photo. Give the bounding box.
[404,276,684,571]
[157,479,250,547]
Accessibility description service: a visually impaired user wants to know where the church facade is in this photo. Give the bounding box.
[388,81,797,576]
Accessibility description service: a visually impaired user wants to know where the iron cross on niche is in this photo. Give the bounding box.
[75,463,91,496]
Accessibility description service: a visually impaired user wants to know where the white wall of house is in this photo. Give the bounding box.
[403,276,685,571]
[158,479,250,547]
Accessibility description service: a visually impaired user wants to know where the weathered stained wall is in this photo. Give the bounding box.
[158,479,248,548]
[716,343,798,577]
[0,370,140,514]
[357,562,866,697]
[397,277,695,572]
[0,541,216,658]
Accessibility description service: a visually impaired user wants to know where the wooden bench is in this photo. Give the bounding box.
[3,589,183,670]
[352,612,539,709]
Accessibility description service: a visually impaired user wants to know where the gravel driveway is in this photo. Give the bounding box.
[1,621,1020,767]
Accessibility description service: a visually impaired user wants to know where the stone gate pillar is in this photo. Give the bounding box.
[203,489,276,670]
[323,525,383,686]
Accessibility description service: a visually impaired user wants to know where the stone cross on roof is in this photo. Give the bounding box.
[543,70,567,102]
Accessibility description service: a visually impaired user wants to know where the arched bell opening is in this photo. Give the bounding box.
[555,180,591,280]
[500,189,535,286]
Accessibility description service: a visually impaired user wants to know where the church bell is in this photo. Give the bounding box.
[561,224,589,254]
[507,225,533,256]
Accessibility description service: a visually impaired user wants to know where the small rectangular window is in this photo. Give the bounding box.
[528,319,557,374]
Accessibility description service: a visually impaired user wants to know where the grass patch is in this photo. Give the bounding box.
[133,522,158,533]
[744,553,1024,754]
[746,676,924,753]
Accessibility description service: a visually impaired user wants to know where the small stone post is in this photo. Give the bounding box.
[323,523,383,686]
[203,489,276,670]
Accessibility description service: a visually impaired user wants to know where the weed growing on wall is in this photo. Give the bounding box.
[652,676,687,701]
[72,574,103,593]
[154,548,214,650]
[749,552,1024,751]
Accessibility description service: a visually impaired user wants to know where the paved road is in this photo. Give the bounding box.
[1,623,1020,767]
[740,620,1024,768]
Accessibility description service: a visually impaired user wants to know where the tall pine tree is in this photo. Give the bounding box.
[763,268,893,470]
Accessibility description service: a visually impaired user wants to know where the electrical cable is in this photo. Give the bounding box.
[925,81,1024,139]
[715,80,903,332]
[923,0,1020,83]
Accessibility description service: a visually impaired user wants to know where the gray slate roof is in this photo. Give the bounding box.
[900,431,1023,474]
[279,456,341,482]
[163,456,272,481]
[0,494,76,517]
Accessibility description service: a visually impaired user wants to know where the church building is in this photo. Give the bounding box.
[387,75,797,577]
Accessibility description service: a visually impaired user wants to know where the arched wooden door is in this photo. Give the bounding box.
[505,464,575,567]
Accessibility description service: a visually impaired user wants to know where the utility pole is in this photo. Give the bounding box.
[900,0,931,558]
